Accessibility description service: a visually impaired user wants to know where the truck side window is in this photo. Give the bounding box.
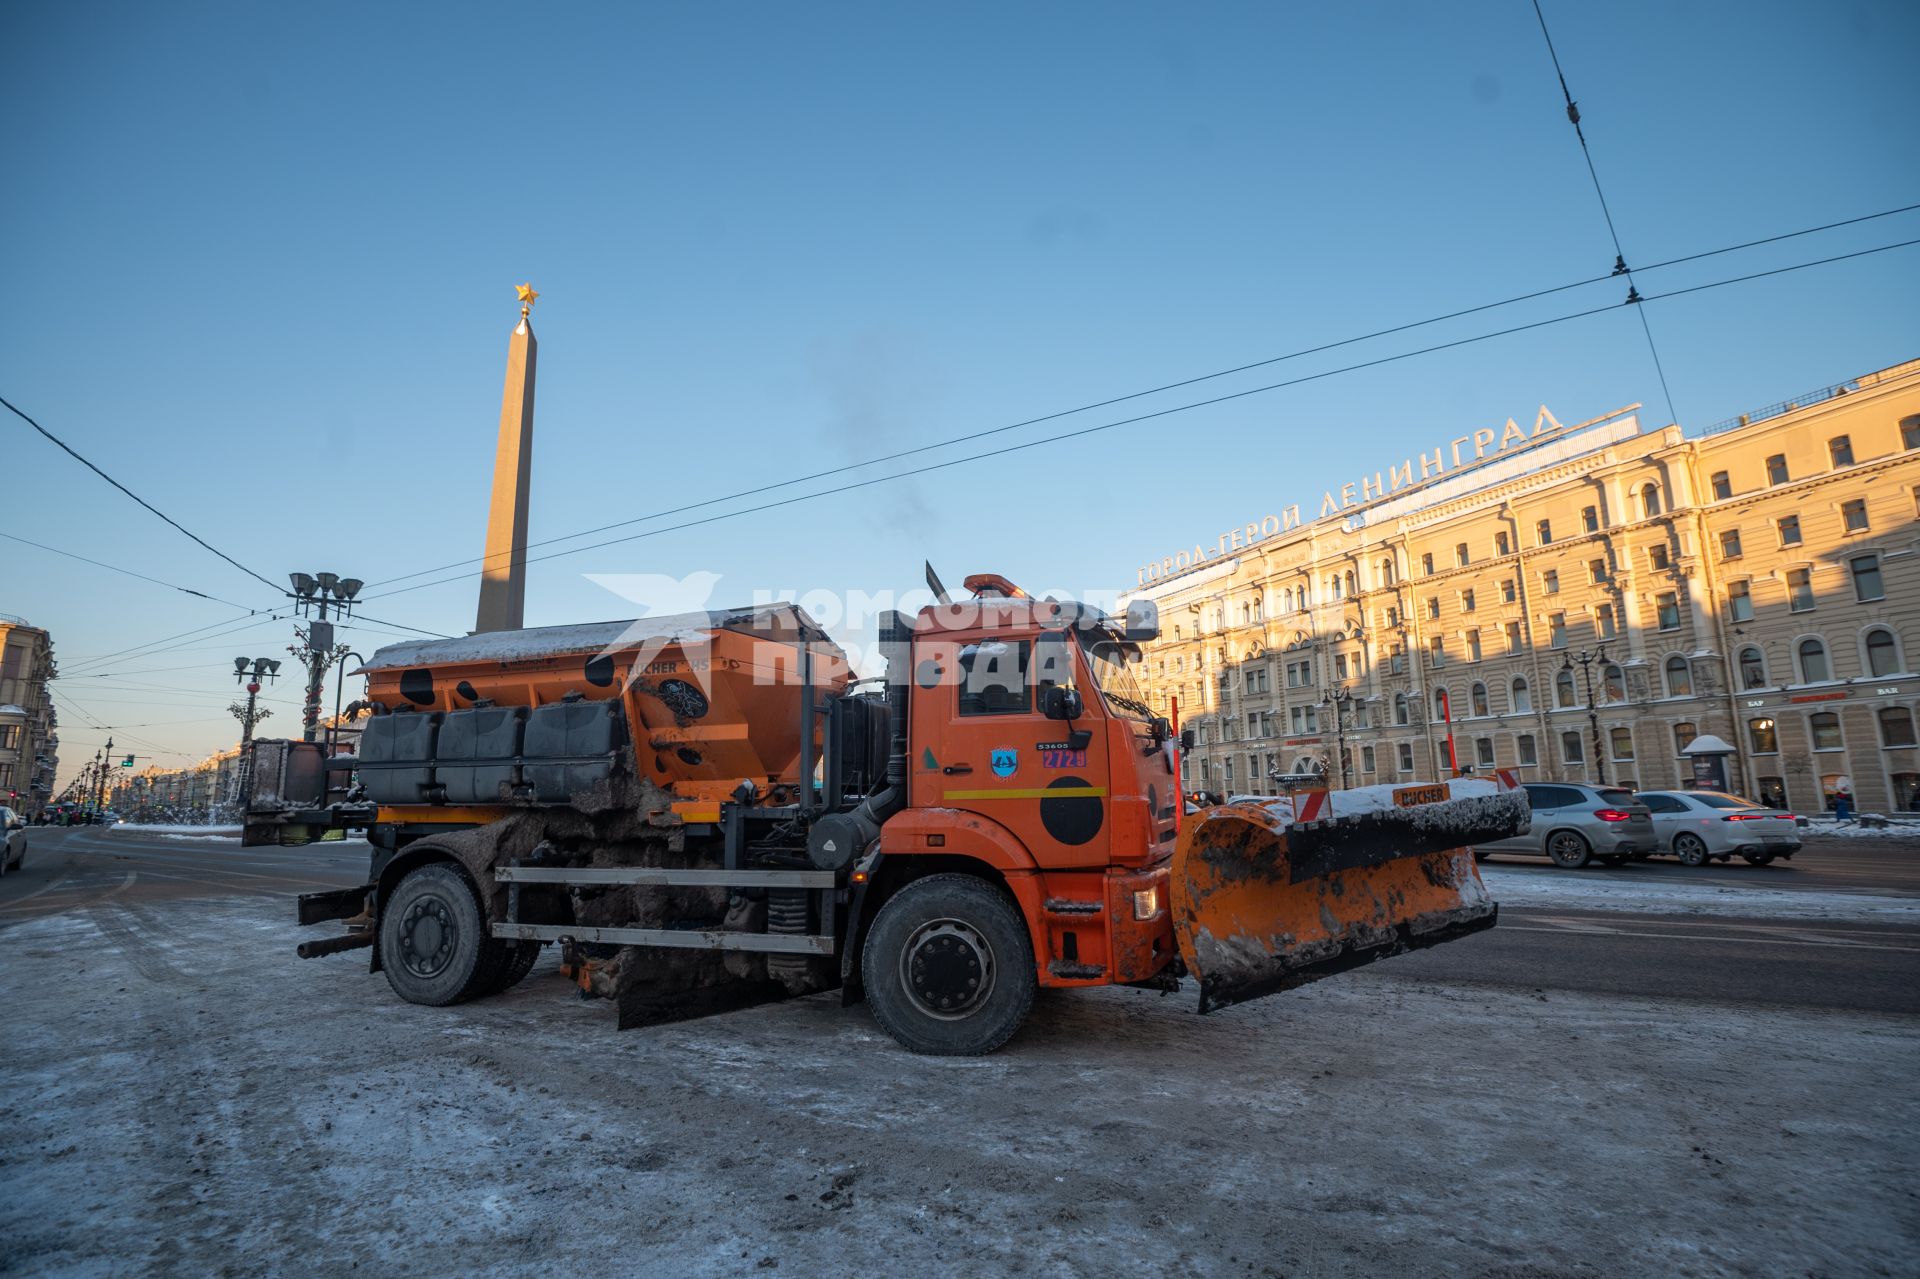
[957,639,1031,715]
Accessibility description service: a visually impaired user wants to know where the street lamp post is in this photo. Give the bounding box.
[229,656,282,812]
[1563,646,1609,786]
[286,572,362,743]
[1322,686,1353,789]
[92,738,112,815]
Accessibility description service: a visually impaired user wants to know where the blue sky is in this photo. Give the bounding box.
[3,1,1916,779]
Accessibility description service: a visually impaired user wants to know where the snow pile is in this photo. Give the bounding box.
[1481,865,1920,920]
[108,823,242,839]
[1800,820,1920,840]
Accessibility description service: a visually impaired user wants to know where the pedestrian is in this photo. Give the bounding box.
[1834,780,1854,823]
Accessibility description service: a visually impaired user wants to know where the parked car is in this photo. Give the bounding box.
[0,806,25,875]
[1633,790,1803,866]
[1474,782,1658,868]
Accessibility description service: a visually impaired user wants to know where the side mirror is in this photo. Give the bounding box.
[1149,716,1172,741]
[1042,685,1084,721]
[1123,598,1160,643]
[1180,728,1197,751]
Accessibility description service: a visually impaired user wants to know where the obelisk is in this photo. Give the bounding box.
[476,283,539,633]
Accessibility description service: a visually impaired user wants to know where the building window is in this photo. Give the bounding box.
[1810,711,1843,752]
[1466,629,1483,662]
[1398,742,1415,773]
[1555,668,1577,708]
[1903,416,1920,450]
[1852,554,1885,602]
[1456,542,1470,568]
[1224,759,1235,786]
[1656,592,1680,631]
[1767,454,1789,486]
[1361,745,1376,774]
[1589,558,1609,584]
[1512,677,1531,712]
[1720,529,1742,560]
[1475,737,1495,768]
[1429,637,1445,668]
[1879,706,1918,748]
[1380,558,1396,586]
[1602,663,1625,703]
[1648,544,1669,571]
[1427,597,1440,621]
[1665,655,1692,697]
[1393,692,1410,726]
[1582,506,1599,533]
[1674,722,1697,755]
[1471,682,1489,716]
[1505,620,1522,653]
[1748,716,1779,754]
[1517,734,1538,766]
[1495,531,1510,556]
[1865,627,1902,678]
[1727,579,1754,622]
[1777,514,1802,547]
[1739,646,1767,690]
[1788,568,1815,613]
[1434,688,1452,722]
[1711,471,1731,500]
[1543,569,1560,595]
[1842,499,1870,533]
[1388,645,1405,675]
[1894,772,1920,810]
[1421,552,1434,575]
[1642,484,1662,517]
[1829,435,1854,467]
[1561,731,1585,764]
[1536,519,1552,546]
[1797,637,1831,683]
[1248,712,1260,739]
[1597,603,1618,639]
[1549,613,1567,648]
[1334,653,1350,681]
[1501,578,1516,603]
[1611,727,1635,760]
[1461,588,1476,613]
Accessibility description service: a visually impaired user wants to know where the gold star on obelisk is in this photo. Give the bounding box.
[515,282,539,315]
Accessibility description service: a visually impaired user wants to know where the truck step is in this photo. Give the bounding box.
[492,922,835,955]
[493,866,833,889]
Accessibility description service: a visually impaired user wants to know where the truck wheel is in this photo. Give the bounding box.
[863,873,1036,1056]
[1546,831,1592,869]
[490,940,543,994]
[379,863,503,1006]
[1674,833,1711,867]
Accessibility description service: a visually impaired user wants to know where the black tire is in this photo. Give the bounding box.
[862,873,1037,1056]
[1674,833,1711,868]
[1546,830,1592,869]
[1741,852,1776,867]
[490,940,543,994]
[379,862,505,1006]
[1598,854,1628,867]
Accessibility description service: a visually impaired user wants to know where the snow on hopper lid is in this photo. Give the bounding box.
[354,604,833,673]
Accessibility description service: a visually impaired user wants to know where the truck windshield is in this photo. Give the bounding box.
[1082,637,1154,720]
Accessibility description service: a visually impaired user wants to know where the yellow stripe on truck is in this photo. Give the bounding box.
[942,787,1109,801]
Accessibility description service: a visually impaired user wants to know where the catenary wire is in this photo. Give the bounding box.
[0,531,259,610]
[363,200,1919,593]
[366,236,1920,604]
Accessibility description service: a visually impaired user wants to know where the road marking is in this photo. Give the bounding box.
[1499,924,1920,953]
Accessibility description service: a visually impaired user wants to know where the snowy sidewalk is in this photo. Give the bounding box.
[1481,863,1920,920]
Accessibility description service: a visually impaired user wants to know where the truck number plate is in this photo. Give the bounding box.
[1393,784,1448,808]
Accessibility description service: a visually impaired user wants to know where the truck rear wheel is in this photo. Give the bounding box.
[863,873,1036,1056]
[380,862,505,1006]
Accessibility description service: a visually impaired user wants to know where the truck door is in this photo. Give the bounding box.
[912,630,1111,869]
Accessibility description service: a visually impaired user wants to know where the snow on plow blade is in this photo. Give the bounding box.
[1170,779,1527,1014]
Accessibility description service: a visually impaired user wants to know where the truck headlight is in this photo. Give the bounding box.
[1133,887,1159,920]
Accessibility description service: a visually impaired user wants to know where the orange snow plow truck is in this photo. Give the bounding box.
[256,572,1523,1054]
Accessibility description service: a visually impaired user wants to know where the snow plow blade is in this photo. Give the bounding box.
[1170,779,1527,1013]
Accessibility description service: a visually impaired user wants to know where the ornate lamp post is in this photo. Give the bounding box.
[229,656,281,811]
[1321,686,1353,789]
[287,573,362,742]
[1563,646,1609,786]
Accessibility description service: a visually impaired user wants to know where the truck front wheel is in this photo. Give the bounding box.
[863,873,1036,1056]
[379,862,504,1006]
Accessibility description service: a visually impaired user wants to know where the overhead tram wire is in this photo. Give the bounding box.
[366,236,1920,604]
[1528,0,1678,425]
[0,531,258,610]
[361,200,1920,594]
[60,611,294,677]
[0,394,285,597]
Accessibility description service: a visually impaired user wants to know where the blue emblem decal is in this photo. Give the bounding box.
[991,748,1018,778]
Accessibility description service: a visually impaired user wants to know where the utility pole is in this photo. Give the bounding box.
[1563,646,1610,786]
[229,656,282,811]
[286,573,362,743]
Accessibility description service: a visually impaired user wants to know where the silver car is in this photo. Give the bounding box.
[1634,790,1802,866]
[1475,782,1658,868]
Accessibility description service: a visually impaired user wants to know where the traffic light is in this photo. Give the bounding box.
[121,755,135,767]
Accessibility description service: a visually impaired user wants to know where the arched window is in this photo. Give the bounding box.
[1344,569,1357,597]
[1380,558,1396,586]
[1739,646,1767,690]
[1664,654,1692,697]
[1393,692,1410,726]
[1642,482,1662,517]
[1511,676,1532,712]
[1434,687,1453,722]
[1797,637,1831,683]
[1555,668,1577,708]
[1602,663,1626,703]
[1865,626,1902,678]
[1471,682,1489,716]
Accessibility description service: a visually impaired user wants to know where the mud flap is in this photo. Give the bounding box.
[1169,783,1524,1014]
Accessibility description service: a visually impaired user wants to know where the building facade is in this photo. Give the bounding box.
[1125,359,1920,815]
[0,615,59,813]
